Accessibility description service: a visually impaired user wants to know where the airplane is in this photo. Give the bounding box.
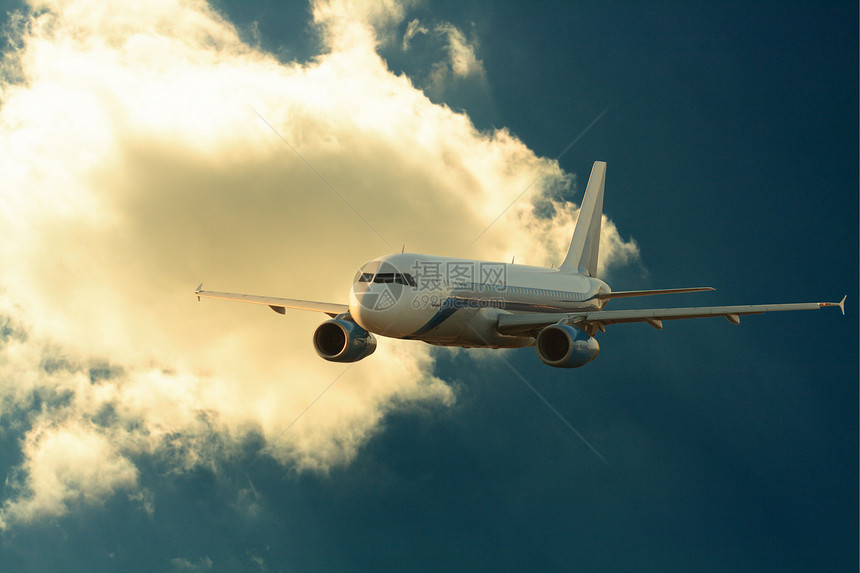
[195,161,845,368]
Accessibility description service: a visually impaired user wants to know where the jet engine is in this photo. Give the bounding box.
[313,317,377,363]
[535,324,600,368]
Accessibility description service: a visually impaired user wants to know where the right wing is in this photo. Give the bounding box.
[497,297,846,335]
[194,284,349,317]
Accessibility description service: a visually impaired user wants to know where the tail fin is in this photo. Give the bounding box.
[559,161,606,276]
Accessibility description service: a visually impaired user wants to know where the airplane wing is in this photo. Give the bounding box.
[194,284,348,317]
[497,297,846,335]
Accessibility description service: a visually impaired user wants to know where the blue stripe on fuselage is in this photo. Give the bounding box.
[406,284,599,338]
[406,297,462,338]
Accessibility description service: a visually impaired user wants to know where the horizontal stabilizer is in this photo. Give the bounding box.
[596,287,715,300]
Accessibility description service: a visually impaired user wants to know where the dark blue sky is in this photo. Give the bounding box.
[1,1,857,571]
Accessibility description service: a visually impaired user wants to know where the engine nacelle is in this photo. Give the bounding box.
[313,317,377,363]
[535,324,600,368]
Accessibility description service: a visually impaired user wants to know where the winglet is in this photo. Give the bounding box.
[820,295,846,315]
[559,161,606,277]
[195,282,203,301]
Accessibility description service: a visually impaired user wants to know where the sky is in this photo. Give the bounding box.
[0,0,856,571]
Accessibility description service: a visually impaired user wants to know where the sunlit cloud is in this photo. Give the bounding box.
[0,419,138,527]
[399,17,487,101]
[434,22,485,79]
[0,0,638,527]
[402,18,429,52]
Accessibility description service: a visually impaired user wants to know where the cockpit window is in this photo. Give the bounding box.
[373,273,416,286]
[353,261,416,287]
[353,261,381,284]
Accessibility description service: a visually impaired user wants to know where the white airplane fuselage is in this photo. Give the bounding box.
[349,253,610,348]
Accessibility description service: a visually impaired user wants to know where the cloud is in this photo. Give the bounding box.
[169,556,214,572]
[399,18,487,100]
[0,0,638,526]
[0,420,138,527]
[313,0,412,53]
[402,18,429,52]
[434,22,485,79]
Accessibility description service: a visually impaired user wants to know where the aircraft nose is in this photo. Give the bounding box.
[351,283,402,330]
[354,281,404,312]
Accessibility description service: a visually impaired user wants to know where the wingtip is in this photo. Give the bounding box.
[195,282,203,294]
[821,295,846,315]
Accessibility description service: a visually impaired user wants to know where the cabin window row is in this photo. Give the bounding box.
[452,282,565,298]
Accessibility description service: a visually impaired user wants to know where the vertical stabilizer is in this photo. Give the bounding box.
[559,161,605,276]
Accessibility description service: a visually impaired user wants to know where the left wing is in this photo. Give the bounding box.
[194,284,349,317]
[497,297,846,335]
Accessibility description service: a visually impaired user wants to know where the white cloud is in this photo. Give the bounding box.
[0,420,138,527]
[404,18,487,99]
[435,22,485,79]
[0,0,638,526]
[402,18,429,52]
[313,0,412,53]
